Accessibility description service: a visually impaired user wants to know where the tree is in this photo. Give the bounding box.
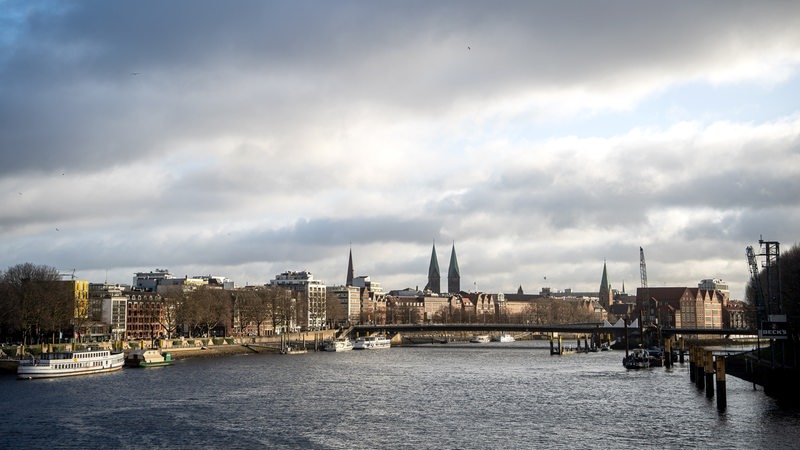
[0,263,63,344]
[326,291,345,328]
[236,287,273,336]
[157,286,186,339]
[183,287,232,338]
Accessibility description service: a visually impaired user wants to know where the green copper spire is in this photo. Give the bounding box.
[599,260,612,309]
[426,241,441,293]
[448,243,460,294]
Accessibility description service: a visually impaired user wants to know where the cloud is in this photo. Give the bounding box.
[1,1,799,300]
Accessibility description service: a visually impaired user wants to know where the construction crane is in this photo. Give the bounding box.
[639,247,648,288]
[746,245,766,322]
[59,268,76,280]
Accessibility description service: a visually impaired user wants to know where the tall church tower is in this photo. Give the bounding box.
[346,248,354,286]
[448,243,460,294]
[425,242,441,294]
[599,260,612,309]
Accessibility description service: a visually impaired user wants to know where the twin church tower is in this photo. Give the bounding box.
[425,242,460,295]
[345,241,461,295]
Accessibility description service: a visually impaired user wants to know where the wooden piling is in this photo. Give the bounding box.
[695,348,705,390]
[558,335,563,355]
[705,350,714,398]
[689,345,696,382]
[679,337,685,364]
[550,335,555,355]
[716,356,727,410]
[665,338,672,368]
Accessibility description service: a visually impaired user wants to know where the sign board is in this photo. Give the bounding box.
[760,321,789,339]
[769,314,787,322]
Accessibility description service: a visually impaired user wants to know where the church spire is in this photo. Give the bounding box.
[425,241,441,294]
[346,247,354,286]
[448,242,461,294]
[599,260,612,309]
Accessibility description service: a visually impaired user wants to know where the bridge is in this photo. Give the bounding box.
[350,323,757,338]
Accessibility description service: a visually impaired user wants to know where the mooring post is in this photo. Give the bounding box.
[665,337,672,368]
[679,337,685,364]
[584,335,589,352]
[716,356,727,410]
[550,335,554,355]
[696,348,705,389]
[705,350,714,398]
[558,335,563,355]
[689,345,696,382]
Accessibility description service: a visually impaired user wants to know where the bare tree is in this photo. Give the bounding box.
[0,263,62,344]
[183,287,232,338]
[237,287,273,336]
[157,286,186,339]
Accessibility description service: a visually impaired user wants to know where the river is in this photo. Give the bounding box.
[2,342,799,449]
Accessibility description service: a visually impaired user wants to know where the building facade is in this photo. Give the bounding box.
[269,271,327,330]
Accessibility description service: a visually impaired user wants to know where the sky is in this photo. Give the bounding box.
[1,1,799,300]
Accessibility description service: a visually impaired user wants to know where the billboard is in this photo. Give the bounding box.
[759,321,789,339]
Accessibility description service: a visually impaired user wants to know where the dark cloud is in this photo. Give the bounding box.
[1,1,799,298]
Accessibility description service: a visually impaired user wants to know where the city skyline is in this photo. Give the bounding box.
[3,2,799,300]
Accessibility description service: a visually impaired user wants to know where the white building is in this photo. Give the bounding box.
[269,271,327,330]
[89,283,128,340]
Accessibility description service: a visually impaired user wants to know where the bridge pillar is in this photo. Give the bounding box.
[716,356,727,410]
[705,350,714,398]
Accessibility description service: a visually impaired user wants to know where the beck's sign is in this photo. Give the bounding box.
[760,321,789,339]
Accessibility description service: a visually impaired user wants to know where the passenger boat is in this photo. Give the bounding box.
[496,333,515,343]
[125,349,174,368]
[324,337,354,352]
[470,334,490,343]
[353,334,391,350]
[17,348,124,379]
[622,347,651,369]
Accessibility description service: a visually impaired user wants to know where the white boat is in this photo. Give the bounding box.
[18,348,124,379]
[353,334,391,350]
[324,337,354,352]
[496,333,515,343]
[470,335,490,343]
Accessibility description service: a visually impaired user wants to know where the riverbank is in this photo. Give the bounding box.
[164,344,261,360]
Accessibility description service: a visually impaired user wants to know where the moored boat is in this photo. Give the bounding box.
[622,347,651,369]
[470,335,490,343]
[125,349,174,368]
[353,334,391,350]
[324,337,354,352]
[281,345,308,355]
[18,348,124,379]
[495,333,515,343]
